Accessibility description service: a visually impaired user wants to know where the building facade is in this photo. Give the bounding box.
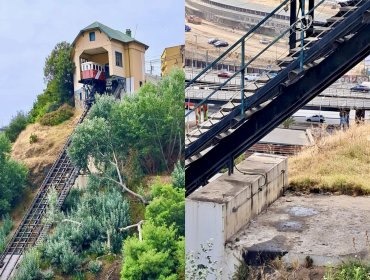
[161,45,185,76]
[72,22,148,108]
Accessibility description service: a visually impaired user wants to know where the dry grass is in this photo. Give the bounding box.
[288,124,370,195]
[11,108,83,187]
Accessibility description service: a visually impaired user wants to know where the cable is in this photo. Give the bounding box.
[234,163,267,189]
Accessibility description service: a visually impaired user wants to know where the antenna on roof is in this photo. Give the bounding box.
[133,24,138,38]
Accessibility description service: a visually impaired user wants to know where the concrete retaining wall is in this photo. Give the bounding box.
[185,153,288,279]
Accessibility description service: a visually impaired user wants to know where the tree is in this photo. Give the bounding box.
[121,183,185,279]
[145,184,185,236]
[0,133,28,215]
[121,221,184,280]
[68,114,147,203]
[4,111,29,142]
[43,41,74,104]
[29,42,75,122]
[120,69,184,172]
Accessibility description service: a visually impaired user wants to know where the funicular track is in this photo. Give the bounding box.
[0,108,90,280]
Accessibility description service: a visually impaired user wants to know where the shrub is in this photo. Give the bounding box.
[40,269,54,280]
[88,260,102,274]
[324,260,370,280]
[171,161,185,189]
[29,133,38,144]
[4,111,29,142]
[39,104,74,126]
[0,215,14,252]
[12,248,41,280]
[145,183,185,236]
[0,134,28,215]
[59,244,82,274]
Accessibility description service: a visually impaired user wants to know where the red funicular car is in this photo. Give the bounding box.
[81,61,106,81]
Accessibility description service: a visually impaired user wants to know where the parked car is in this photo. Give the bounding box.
[217,71,233,78]
[185,25,191,32]
[260,38,272,45]
[208,38,219,44]
[350,84,370,92]
[213,40,229,47]
[245,73,260,81]
[306,114,325,123]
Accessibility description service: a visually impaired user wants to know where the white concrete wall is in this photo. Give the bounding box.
[185,153,288,279]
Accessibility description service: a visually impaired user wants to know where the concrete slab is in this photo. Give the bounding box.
[259,128,314,146]
[226,194,370,267]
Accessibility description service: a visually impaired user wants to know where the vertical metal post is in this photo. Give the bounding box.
[300,0,305,70]
[241,38,245,119]
[228,157,234,176]
[289,0,297,50]
[307,0,315,37]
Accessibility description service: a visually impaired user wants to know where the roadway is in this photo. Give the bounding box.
[185,69,370,110]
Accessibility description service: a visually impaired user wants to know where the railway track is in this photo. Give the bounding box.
[0,108,89,280]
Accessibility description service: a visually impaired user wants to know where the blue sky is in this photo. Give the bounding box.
[0,0,184,126]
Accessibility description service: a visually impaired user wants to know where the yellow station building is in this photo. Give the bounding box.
[72,22,148,107]
[161,45,184,76]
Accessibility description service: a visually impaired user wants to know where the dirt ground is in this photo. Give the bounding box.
[11,109,83,187]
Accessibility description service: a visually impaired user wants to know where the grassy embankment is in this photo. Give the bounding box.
[7,109,82,230]
[289,123,370,195]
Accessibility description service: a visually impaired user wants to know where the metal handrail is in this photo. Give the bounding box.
[185,0,327,119]
[185,0,290,89]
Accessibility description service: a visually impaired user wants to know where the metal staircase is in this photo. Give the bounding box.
[0,108,89,280]
[185,0,370,195]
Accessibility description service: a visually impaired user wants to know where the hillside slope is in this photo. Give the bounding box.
[11,109,82,187]
[289,124,370,195]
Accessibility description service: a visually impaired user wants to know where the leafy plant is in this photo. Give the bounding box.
[0,133,28,215]
[3,111,29,142]
[88,260,102,274]
[171,161,185,189]
[29,133,38,144]
[0,215,13,253]
[12,248,41,280]
[185,240,223,280]
[282,117,295,129]
[39,104,74,126]
[145,183,185,236]
[121,221,184,280]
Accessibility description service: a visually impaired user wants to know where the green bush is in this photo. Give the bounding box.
[39,104,74,126]
[59,244,82,274]
[0,215,13,253]
[12,248,41,280]
[0,134,28,215]
[88,260,102,274]
[145,183,185,236]
[324,261,370,280]
[4,111,29,142]
[40,269,54,280]
[171,161,185,189]
[29,133,38,144]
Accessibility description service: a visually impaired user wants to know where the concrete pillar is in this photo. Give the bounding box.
[186,154,288,279]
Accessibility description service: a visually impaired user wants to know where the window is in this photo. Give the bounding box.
[89,32,95,41]
[115,51,123,67]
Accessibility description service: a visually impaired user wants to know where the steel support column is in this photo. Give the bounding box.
[289,0,297,50]
[299,0,306,70]
[241,39,245,119]
[307,0,315,37]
